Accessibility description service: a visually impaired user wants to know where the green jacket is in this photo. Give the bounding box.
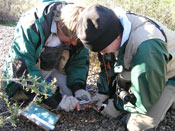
[97,13,175,114]
[3,0,89,97]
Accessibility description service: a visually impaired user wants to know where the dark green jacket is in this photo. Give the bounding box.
[3,0,89,97]
[97,13,175,114]
[98,39,169,114]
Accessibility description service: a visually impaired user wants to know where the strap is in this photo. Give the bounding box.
[127,12,167,43]
[102,55,112,86]
[31,2,66,50]
[127,12,174,62]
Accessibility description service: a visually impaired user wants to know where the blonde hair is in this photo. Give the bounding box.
[54,4,84,40]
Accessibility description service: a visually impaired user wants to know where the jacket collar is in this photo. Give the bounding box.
[51,19,57,33]
[113,7,131,47]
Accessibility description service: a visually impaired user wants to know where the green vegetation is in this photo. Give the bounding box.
[0,75,57,127]
[0,0,39,23]
[72,0,175,31]
[0,22,16,27]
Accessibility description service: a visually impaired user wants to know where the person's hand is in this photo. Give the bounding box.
[75,89,92,101]
[92,93,109,107]
[74,89,93,110]
[58,95,80,112]
[100,99,120,118]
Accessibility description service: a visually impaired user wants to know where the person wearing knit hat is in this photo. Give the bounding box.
[76,4,123,52]
[77,4,175,130]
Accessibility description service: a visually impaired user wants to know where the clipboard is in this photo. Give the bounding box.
[19,103,59,131]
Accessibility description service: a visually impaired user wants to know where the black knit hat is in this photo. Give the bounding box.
[76,4,123,52]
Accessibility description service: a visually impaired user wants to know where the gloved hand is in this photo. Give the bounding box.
[100,99,120,118]
[58,95,79,112]
[92,93,109,106]
[75,89,92,101]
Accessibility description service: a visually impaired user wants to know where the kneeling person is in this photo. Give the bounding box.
[3,0,91,112]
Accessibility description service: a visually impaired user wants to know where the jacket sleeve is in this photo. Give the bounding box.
[14,23,42,78]
[65,45,89,94]
[124,39,169,113]
[3,12,52,97]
